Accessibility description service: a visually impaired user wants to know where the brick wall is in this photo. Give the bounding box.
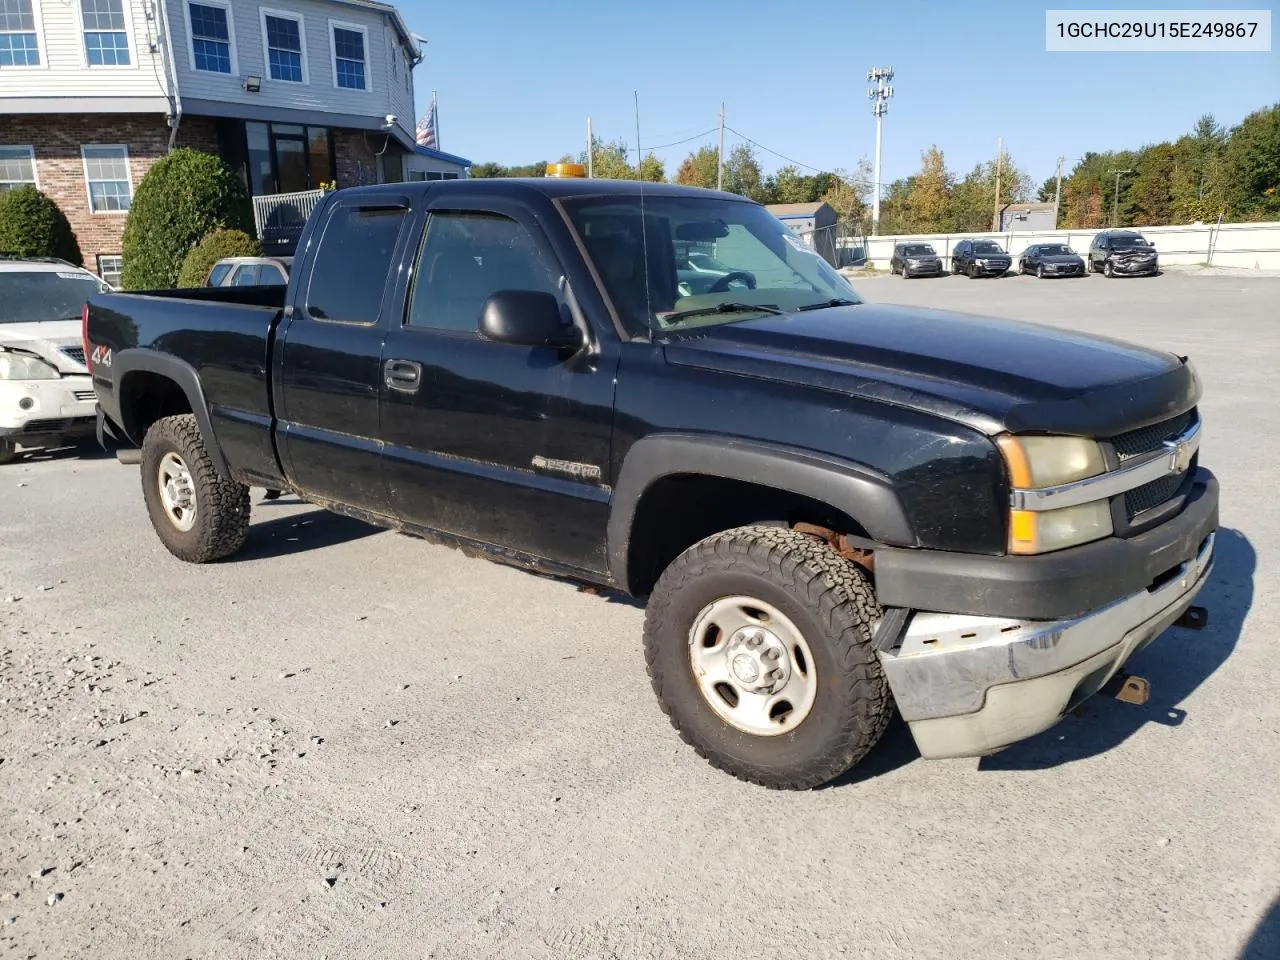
[334,129,384,189]
[3,114,219,267]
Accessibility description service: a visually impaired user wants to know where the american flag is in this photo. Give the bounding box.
[415,95,438,150]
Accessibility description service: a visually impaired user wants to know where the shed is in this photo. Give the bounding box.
[766,201,839,265]
[403,145,473,181]
[999,202,1056,232]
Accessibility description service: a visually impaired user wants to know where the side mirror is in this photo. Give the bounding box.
[478,290,581,349]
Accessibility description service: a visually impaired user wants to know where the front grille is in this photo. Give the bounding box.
[60,346,86,365]
[1125,471,1187,519]
[22,416,94,434]
[1108,411,1195,462]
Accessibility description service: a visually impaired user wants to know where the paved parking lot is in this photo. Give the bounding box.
[2,270,1277,959]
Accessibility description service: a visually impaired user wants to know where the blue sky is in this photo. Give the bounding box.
[401,0,1279,187]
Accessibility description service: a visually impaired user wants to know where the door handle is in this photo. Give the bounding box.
[384,359,422,393]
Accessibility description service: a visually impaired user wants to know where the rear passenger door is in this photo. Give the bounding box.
[274,193,414,517]
[378,194,618,574]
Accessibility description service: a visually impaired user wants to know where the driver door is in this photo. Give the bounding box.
[378,194,619,574]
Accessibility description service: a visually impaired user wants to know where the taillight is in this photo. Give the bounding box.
[82,303,93,374]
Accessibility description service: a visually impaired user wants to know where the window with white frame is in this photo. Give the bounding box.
[81,0,129,65]
[329,21,366,90]
[261,8,304,83]
[82,145,132,213]
[0,146,37,193]
[97,254,123,288]
[0,0,40,66]
[187,1,233,74]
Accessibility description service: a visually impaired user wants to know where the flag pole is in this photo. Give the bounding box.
[432,90,438,150]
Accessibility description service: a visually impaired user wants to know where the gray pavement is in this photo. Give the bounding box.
[2,270,1277,959]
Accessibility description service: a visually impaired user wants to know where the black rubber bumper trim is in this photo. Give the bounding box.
[874,468,1219,620]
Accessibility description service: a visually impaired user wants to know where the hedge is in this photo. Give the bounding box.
[176,228,262,287]
[0,186,83,266]
[120,149,254,290]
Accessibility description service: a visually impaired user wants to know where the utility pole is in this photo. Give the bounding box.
[992,136,1003,232]
[1053,155,1065,228]
[866,66,894,236]
[586,117,593,178]
[717,103,725,191]
[1108,168,1134,226]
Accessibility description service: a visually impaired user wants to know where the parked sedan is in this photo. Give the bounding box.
[205,256,292,287]
[890,242,944,278]
[1019,243,1086,278]
[952,239,1012,278]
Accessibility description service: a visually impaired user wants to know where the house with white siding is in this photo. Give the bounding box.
[1,0,468,278]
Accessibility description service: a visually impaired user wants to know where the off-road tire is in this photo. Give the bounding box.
[644,525,893,790]
[140,414,250,563]
[0,439,16,465]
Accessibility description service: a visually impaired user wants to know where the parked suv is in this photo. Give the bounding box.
[952,239,1012,278]
[0,256,111,464]
[890,242,944,278]
[1089,230,1159,277]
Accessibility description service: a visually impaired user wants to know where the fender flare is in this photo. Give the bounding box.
[112,348,230,479]
[607,433,916,590]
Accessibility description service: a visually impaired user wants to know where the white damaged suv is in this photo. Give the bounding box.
[0,256,113,464]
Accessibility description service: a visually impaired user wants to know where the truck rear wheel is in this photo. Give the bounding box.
[644,525,892,790]
[140,414,250,563]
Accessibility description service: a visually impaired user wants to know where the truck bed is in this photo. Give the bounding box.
[87,286,287,488]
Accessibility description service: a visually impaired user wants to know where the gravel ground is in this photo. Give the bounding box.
[2,271,1277,959]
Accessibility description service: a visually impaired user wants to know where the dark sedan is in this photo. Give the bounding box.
[1019,243,1086,278]
[952,239,1013,278]
[890,242,944,278]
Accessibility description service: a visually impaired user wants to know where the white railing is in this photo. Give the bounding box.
[252,189,325,245]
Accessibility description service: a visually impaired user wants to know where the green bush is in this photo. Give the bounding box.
[176,228,261,287]
[120,149,254,290]
[0,186,83,266]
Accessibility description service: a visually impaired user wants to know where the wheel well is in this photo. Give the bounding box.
[118,371,193,445]
[625,475,870,597]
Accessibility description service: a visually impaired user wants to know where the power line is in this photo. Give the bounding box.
[724,125,876,188]
[641,127,719,151]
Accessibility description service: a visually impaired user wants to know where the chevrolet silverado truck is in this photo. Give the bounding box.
[85,180,1218,790]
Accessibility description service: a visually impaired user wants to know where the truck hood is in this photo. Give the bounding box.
[662,303,1198,437]
[0,321,89,374]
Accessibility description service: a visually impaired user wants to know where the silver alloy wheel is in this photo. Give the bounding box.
[157,451,197,532]
[688,596,818,736]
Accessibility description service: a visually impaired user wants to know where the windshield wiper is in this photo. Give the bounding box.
[797,298,858,312]
[661,301,784,324]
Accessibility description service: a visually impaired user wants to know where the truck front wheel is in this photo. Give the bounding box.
[140,414,250,563]
[644,525,893,790]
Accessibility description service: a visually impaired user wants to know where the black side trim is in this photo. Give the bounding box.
[608,433,915,587]
[874,468,1218,620]
[111,349,230,479]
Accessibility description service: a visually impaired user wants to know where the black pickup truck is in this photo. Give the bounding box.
[85,179,1218,790]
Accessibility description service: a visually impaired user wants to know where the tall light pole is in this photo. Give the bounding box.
[867,66,894,236]
[1052,155,1065,229]
[1108,168,1134,227]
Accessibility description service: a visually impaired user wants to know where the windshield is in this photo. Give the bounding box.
[973,241,1005,254]
[901,244,935,256]
[0,270,110,324]
[1110,236,1150,249]
[1038,244,1074,256]
[563,196,861,334]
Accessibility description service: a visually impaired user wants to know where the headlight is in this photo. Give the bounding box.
[997,435,1111,554]
[0,351,60,381]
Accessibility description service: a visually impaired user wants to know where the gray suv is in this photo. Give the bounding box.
[1089,231,1159,278]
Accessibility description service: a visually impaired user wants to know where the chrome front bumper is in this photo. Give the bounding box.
[878,530,1215,759]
